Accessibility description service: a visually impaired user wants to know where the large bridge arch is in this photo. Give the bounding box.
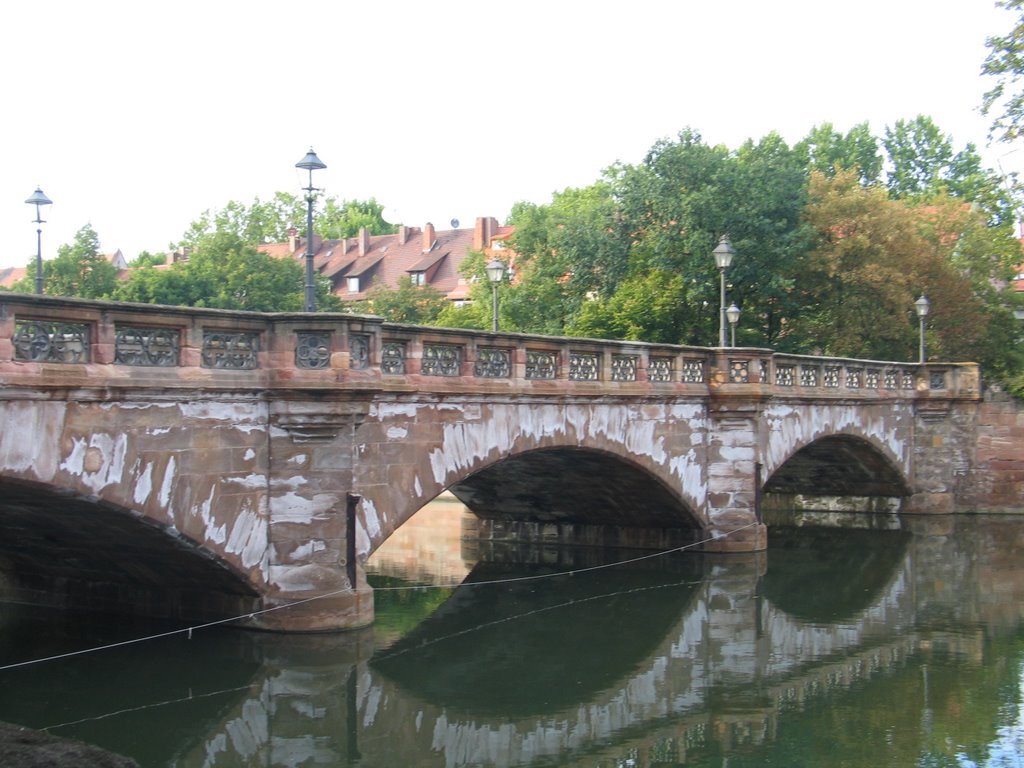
[353,397,710,558]
[0,475,261,621]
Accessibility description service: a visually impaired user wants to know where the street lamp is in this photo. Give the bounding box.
[726,303,741,347]
[486,258,506,332]
[25,187,52,295]
[712,235,736,347]
[914,294,930,364]
[295,148,326,312]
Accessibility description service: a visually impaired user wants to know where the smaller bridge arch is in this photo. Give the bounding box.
[764,433,913,499]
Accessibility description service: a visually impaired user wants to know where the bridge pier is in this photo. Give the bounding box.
[257,398,375,631]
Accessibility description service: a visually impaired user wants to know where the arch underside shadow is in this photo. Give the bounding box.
[447,447,702,532]
[0,477,259,623]
[764,435,911,498]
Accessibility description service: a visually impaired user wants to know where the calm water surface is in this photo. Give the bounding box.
[1,502,1023,767]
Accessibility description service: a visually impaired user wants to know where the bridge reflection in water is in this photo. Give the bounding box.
[0,504,1022,767]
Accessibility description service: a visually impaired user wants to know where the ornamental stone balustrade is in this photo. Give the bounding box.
[0,294,995,631]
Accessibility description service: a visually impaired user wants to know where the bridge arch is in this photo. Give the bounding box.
[355,397,710,558]
[763,433,912,498]
[0,475,261,622]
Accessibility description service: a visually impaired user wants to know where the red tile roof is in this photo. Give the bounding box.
[258,216,515,302]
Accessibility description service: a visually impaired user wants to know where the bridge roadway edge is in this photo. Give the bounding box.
[0,295,997,631]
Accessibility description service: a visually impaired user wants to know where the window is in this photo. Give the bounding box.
[410,271,426,286]
[347,276,360,293]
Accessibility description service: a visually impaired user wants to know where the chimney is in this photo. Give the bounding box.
[423,222,435,252]
[474,217,498,251]
[287,227,298,252]
[358,227,370,257]
[398,225,409,245]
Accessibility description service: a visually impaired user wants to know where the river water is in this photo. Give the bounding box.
[1,500,1023,767]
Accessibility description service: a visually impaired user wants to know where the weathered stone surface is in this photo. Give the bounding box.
[0,721,138,768]
[0,295,1011,632]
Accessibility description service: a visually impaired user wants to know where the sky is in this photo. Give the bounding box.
[0,0,1019,270]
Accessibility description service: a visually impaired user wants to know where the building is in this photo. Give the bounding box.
[259,216,513,303]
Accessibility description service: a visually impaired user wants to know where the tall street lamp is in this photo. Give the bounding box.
[726,303,741,347]
[486,258,506,332]
[25,187,52,295]
[295,148,326,312]
[915,294,930,363]
[712,235,736,347]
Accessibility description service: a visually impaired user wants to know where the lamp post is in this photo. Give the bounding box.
[726,303,741,347]
[295,148,326,312]
[486,258,506,332]
[25,187,52,295]
[712,235,736,347]
[914,294,930,364]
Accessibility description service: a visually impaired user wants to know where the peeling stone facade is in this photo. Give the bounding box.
[0,295,996,631]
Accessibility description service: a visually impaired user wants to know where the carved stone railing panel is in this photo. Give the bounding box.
[884,370,898,389]
[381,342,406,375]
[681,358,704,383]
[14,320,91,363]
[846,368,862,389]
[902,371,915,390]
[349,334,370,370]
[611,354,637,382]
[201,331,258,369]
[295,332,331,370]
[115,326,180,367]
[569,352,599,381]
[866,369,880,389]
[823,366,840,388]
[525,350,557,380]
[648,356,673,383]
[421,344,462,377]
[729,359,749,384]
[799,366,819,387]
[776,364,795,386]
[929,370,947,390]
[474,347,511,378]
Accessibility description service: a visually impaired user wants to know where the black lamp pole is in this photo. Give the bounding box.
[486,258,506,332]
[712,235,736,347]
[915,295,930,364]
[25,187,52,295]
[295,148,326,312]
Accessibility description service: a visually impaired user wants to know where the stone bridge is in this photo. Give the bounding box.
[0,294,989,630]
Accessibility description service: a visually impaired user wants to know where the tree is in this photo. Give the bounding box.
[319,198,397,239]
[798,169,1017,365]
[981,0,1024,144]
[179,193,396,250]
[9,224,119,298]
[795,121,883,185]
[113,231,338,312]
[350,276,448,324]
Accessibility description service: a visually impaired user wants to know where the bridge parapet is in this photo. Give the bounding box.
[0,295,979,403]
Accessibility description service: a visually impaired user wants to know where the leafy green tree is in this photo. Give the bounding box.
[795,121,882,185]
[982,0,1024,144]
[882,116,1014,221]
[130,250,169,268]
[350,276,448,324]
[179,194,396,250]
[10,224,119,298]
[567,270,691,343]
[612,129,811,346]
[319,198,397,239]
[113,231,338,311]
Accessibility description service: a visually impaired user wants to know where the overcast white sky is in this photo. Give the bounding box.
[0,0,1019,269]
